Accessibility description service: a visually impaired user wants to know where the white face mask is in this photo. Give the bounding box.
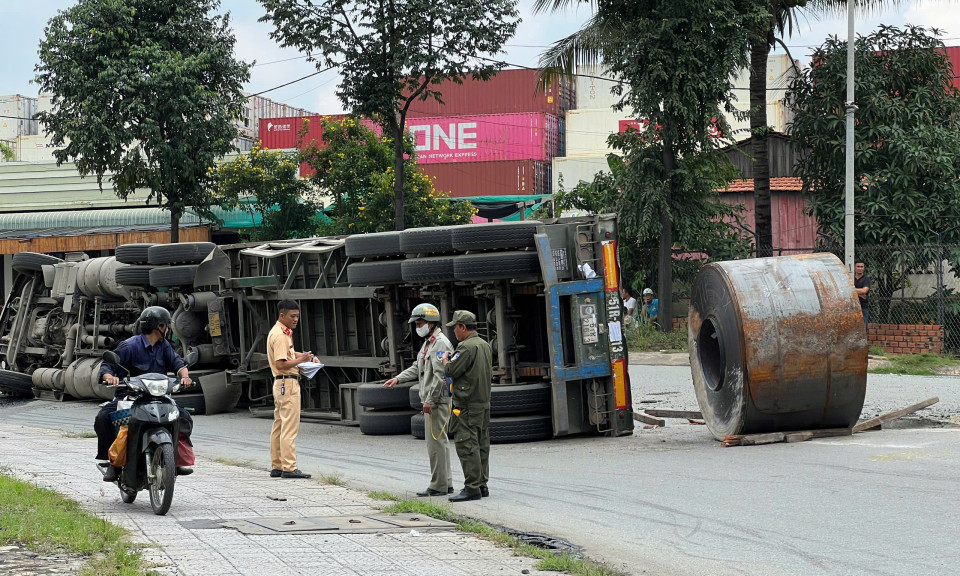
[416,324,431,338]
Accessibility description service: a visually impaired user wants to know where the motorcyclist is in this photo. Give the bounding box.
[95,306,194,481]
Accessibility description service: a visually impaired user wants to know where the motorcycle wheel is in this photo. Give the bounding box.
[148,444,176,515]
[120,487,137,504]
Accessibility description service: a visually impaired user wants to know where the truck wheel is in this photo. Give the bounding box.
[451,222,540,251]
[147,242,216,265]
[408,384,422,410]
[115,243,155,265]
[175,393,206,416]
[453,252,540,281]
[401,257,456,283]
[490,383,551,415]
[399,226,463,255]
[0,369,34,397]
[115,265,154,287]
[358,409,417,435]
[12,252,62,273]
[410,413,426,440]
[347,260,403,285]
[149,265,199,288]
[490,414,552,443]
[345,232,402,258]
[358,382,414,409]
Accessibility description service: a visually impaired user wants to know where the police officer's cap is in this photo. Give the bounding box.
[445,310,477,326]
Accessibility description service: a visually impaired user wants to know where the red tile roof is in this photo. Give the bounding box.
[720,177,803,193]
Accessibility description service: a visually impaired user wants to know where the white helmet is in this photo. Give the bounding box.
[642,288,654,296]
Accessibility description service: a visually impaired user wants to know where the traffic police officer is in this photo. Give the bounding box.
[384,303,454,497]
[441,310,493,502]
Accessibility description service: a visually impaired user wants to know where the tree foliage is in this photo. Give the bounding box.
[0,142,13,161]
[213,145,322,241]
[302,117,474,235]
[35,0,250,241]
[258,0,518,231]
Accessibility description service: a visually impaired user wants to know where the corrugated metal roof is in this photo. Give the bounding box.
[0,223,204,240]
[0,205,261,231]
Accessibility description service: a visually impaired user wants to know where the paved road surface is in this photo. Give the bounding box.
[2,364,958,576]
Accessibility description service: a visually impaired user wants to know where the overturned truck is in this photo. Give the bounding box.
[0,215,633,442]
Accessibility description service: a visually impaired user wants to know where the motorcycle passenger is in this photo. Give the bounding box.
[95,306,194,482]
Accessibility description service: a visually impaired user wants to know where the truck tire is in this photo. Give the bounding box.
[451,222,540,251]
[115,243,155,265]
[401,257,456,283]
[408,383,422,410]
[0,369,33,397]
[147,242,216,265]
[174,393,206,416]
[347,260,403,285]
[453,252,540,281]
[115,265,154,287]
[411,413,425,439]
[399,226,462,255]
[357,382,414,409]
[358,409,417,435]
[149,265,199,288]
[490,414,552,444]
[490,383,551,415]
[345,232,402,258]
[12,252,62,273]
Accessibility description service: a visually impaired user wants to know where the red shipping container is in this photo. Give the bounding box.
[406,68,575,118]
[407,113,560,164]
[419,160,549,198]
[945,46,960,90]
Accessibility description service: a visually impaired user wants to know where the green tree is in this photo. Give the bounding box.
[35,0,250,242]
[537,0,766,329]
[213,144,322,241]
[303,117,474,235]
[791,24,960,318]
[258,0,518,231]
[0,141,13,161]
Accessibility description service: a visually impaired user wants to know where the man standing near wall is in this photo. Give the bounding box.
[441,310,493,502]
[267,299,317,479]
[854,261,871,335]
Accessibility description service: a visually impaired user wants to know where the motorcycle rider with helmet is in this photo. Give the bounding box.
[95,306,195,481]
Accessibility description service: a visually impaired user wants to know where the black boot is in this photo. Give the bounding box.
[102,466,121,482]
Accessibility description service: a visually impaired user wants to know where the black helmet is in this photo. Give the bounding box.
[139,306,172,334]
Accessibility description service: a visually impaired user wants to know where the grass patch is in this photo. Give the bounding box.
[378,496,620,574]
[368,491,400,501]
[211,457,254,468]
[320,473,345,486]
[0,472,152,576]
[626,320,688,353]
[62,431,98,439]
[869,353,960,375]
[869,345,886,357]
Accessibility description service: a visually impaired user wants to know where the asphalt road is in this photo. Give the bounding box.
[2,365,958,576]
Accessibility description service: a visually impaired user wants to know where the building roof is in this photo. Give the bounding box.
[720,177,803,193]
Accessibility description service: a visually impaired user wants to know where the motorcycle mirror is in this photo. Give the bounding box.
[103,350,121,364]
[184,349,200,367]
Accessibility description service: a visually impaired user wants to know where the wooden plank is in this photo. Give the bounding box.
[645,409,703,419]
[632,412,665,427]
[784,428,852,443]
[739,432,786,446]
[852,397,940,433]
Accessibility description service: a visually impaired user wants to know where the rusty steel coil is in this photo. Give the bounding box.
[688,253,867,440]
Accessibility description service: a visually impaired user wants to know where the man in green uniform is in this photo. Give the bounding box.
[441,310,493,502]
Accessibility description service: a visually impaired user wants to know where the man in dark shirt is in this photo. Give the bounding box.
[854,261,872,334]
[96,306,194,481]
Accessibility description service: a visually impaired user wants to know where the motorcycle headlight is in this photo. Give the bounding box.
[142,378,169,397]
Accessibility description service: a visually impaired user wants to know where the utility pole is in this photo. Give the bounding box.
[844,1,856,272]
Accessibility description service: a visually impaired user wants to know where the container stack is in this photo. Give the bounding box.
[0,94,38,163]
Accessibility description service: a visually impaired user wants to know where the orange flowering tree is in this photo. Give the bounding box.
[302,117,474,235]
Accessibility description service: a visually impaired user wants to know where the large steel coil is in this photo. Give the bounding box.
[688,254,867,440]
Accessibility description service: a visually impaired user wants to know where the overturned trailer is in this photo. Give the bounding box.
[0,215,633,441]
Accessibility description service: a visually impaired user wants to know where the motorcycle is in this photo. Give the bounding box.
[97,349,198,515]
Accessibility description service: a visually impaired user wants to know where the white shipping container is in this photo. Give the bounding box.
[552,155,612,194]
[576,65,622,111]
[565,108,633,157]
[0,95,38,140]
[16,134,59,163]
[727,54,798,136]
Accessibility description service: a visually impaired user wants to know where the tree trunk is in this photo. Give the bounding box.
[750,38,773,258]
[659,137,675,333]
[170,211,180,243]
[393,125,406,232]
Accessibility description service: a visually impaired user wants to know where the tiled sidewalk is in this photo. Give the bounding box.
[0,423,551,576]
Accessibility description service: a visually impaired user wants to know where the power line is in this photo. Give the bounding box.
[247,66,336,97]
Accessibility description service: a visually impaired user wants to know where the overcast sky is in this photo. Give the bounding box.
[2,1,959,115]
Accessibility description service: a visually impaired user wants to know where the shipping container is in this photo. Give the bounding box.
[16,134,57,163]
[565,108,632,156]
[945,46,960,91]
[407,113,560,164]
[576,65,624,111]
[0,95,38,140]
[420,160,549,197]
[552,155,611,194]
[727,54,797,138]
[406,68,575,118]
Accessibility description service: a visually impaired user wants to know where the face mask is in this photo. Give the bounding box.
[416,324,431,338]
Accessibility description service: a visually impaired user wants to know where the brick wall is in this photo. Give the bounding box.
[869,323,943,355]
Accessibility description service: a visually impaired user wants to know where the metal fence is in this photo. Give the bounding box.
[630,243,960,352]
